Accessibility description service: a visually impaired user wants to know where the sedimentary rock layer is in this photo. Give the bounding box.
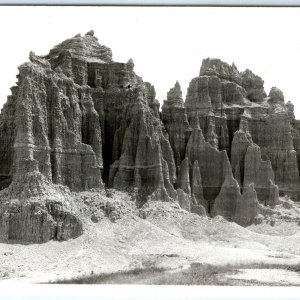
[0,31,299,243]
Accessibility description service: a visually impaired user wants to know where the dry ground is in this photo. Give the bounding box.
[0,189,300,285]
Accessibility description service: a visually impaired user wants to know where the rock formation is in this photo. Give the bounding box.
[0,163,82,243]
[243,144,278,207]
[162,82,191,168]
[0,31,299,242]
[191,160,207,210]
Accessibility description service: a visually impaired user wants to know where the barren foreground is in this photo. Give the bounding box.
[0,189,299,285]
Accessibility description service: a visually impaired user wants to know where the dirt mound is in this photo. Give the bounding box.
[0,171,83,243]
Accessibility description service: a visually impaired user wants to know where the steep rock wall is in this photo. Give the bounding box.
[0,32,300,243]
[162,82,191,169]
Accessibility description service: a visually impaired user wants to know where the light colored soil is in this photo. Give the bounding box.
[0,191,299,285]
[222,268,300,285]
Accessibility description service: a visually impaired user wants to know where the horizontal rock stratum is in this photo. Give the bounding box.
[0,31,299,242]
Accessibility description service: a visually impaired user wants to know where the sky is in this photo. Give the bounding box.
[1,7,300,117]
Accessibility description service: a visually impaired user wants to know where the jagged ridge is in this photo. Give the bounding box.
[0,31,299,242]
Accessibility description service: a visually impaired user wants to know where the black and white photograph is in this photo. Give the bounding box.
[0,4,300,291]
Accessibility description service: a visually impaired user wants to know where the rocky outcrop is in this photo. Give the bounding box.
[235,183,259,226]
[211,155,259,225]
[0,31,177,242]
[0,199,82,243]
[110,101,177,202]
[0,92,15,190]
[180,56,299,222]
[185,75,229,153]
[211,154,241,221]
[191,160,207,210]
[176,189,191,212]
[229,115,279,208]
[176,158,206,216]
[47,30,113,64]
[230,118,253,186]
[240,69,266,103]
[243,144,278,207]
[0,31,177,205]
[245,92,300,193]
[0,165,82,243]
[200,58,241,84]
[186,120,248,217]
[162,82,191,168]
[185,123,239,213]
[268,87,284,104]
[0,44,104,193]
[177,157,191,195]
[0,32,300,243]
[186,57,300,197]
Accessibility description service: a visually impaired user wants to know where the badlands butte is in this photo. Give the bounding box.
[0,30,299,244]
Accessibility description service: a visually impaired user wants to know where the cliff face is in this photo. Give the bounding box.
[162,81,191,169]
[184,59,300,202]
[0,31,299,242]
[165,58,300,223]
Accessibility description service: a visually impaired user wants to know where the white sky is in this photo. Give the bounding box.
[1,7,300,117]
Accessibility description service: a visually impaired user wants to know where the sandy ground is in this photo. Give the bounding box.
[0,191,299,284]
[223,268,300,285]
